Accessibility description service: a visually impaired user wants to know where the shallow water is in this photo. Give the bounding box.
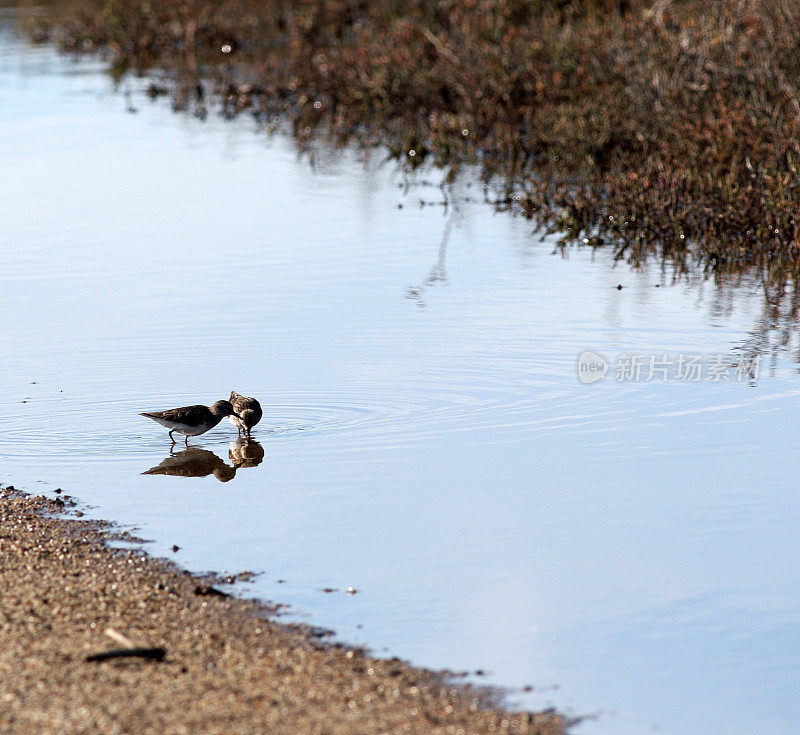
[2,12,800,734]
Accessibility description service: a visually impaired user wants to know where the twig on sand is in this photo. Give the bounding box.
[85,627,166,663]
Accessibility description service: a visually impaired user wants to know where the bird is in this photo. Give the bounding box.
[142,448,237,482]
[228,391,263,438]
[229,438,264,468]
[140,400,239,445]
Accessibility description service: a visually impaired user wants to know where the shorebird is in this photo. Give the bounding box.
[229,438,264,468]
[228,391,263,438]
[140,400,239,445]
[142,448,237,482]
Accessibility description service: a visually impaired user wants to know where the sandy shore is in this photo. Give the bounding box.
[0,485,566,734]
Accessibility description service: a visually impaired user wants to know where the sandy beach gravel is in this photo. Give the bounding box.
[0,485,566,735]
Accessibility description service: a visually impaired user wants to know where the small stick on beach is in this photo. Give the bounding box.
[85,627,166,663]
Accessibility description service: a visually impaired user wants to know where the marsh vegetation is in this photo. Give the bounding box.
[25,0,800,299]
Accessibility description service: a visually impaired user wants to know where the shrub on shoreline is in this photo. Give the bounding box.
[26,0,800,287]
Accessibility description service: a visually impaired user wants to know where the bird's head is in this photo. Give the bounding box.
[210,400,237,418]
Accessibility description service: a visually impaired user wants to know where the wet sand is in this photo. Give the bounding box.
[0,485,566,734]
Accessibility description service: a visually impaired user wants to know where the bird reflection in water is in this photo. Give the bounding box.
[229,437,265,468]
[142,439,264,483]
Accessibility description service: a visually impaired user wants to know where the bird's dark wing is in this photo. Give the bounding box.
[141,405,209,427]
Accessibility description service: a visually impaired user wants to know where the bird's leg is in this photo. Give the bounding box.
[169,430,176,444]
[184,435,189,446]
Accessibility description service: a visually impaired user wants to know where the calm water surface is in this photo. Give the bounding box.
[2,13,799,734]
